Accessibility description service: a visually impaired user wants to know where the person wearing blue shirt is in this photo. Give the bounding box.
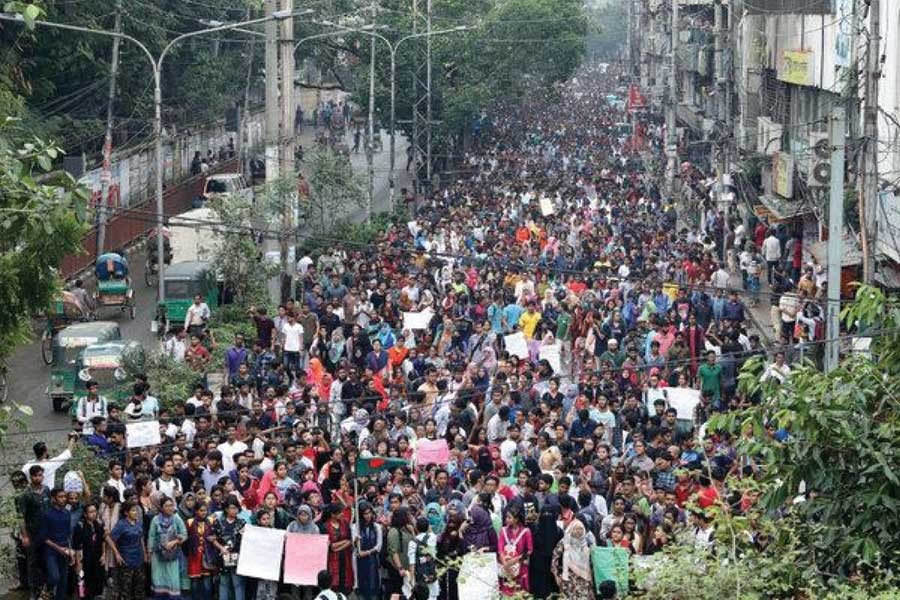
[502,299,525,334]
[84,417,112,455]
[38,487,74,600]
[487,295,504,334]
[722,292,746,323]
[568,409,598,451]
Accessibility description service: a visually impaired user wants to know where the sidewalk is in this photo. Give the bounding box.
[264,126,412,301]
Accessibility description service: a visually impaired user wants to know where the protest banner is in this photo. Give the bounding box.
[503,332,529,359]
[236,525,285,581]
[666,387,701,420]
[402,309,434,331]
[540,196,555,216]
[283,533,328,585]
[126,420,161,448]
[591,546,629,596]
[539,343,562,374]
[416,438,450,465]
[458,550,499,599]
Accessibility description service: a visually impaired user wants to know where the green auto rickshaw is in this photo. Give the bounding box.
[161,261,219,333]
[94,252,135,319]
[47,321,121,412]
[72,340,145,414]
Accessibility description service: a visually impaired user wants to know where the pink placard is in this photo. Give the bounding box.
[283,533,328,586]
[416,438,450,465]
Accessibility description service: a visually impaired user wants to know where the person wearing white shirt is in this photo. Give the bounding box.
[761,351,791,384]
[710,264,730,289]
[406,523,439,600]
[486,406,510,444]
[762,232,782,284]
[217,428,248,473]
[183,294,211,334]
[164,329,188,362]
[75,384,109,435]
[22,437,75,490]
[499,426,521,469]
[296,254,313,275]
[280,314,304,378]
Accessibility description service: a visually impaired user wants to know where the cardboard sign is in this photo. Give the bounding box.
[283,533,328,586]
[416,438,450,466]
[539,343,562,374]
[402,309,434,331]
[126,420,161,448]
[236,525,285,581]
[666,387,701,420]
[504,332,529,359]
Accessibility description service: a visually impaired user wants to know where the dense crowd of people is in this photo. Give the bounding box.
[14,63,812,600]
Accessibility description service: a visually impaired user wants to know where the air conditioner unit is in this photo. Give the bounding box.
[806,131,831,187]
[757,117,782,155]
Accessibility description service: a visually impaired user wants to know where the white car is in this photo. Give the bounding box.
[202,173,253,203]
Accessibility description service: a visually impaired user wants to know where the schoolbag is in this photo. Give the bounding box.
[412,534,437,584]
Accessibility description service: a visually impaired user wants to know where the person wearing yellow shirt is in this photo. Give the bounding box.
[518,304,542,339]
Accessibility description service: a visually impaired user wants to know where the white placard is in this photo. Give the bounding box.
[126,420,161,448]
[666,387,701,420]
[458,551,499,600]
[539,343,562,373]
[540,196,555,216]
[503,332,529,359]
[402,309,434,331]
[236,525,285,581]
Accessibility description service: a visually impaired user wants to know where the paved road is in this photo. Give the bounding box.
[1,126,411,474]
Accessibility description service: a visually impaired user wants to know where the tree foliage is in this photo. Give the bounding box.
[303,146,366,231]
[683,284,900,597]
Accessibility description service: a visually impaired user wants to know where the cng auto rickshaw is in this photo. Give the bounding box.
[47,321,121,412]
[71,341,144,414]
[94,252,135,319]
[160,261,219,333]
[41,291,90,365]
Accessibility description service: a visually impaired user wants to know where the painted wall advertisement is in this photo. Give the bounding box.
[834,0,852,68]
[772,152,794,199]
[778,50,815,86]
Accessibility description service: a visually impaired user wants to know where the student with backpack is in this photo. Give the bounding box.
[407,517,439,600]
[314,569,347,600]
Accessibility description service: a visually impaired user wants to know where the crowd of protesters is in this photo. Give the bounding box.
[13,63,811,600]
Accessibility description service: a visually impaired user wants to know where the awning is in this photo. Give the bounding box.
[755,193,813,221]
[809,236,863,268]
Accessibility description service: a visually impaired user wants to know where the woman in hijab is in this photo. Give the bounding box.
[425,503,445,536]
[352,501,382,600]
[460,505,498,553]
[177,493,197,522]
[551,519,594,600]
[147,495,187,599]
[437,500,466,600]
[286,505,319,534]
[326,328,346,371]
[529,507,563,599]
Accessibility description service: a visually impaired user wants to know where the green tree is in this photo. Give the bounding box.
[303,146,366,231]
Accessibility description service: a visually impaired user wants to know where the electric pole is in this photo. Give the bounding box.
[825,107,846,372]
[714,0,727,260]
[665,0,678,200]
[366,0,376,222]
[264,0,280,183]
[859,0,880,283]
[279,0,295,299]
[96,0,122,258]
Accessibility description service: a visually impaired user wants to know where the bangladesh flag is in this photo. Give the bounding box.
[356,456,409,477]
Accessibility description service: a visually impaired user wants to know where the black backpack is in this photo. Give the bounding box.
[413,534,437,585]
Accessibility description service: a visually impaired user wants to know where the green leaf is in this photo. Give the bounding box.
[36,154,52,172]
[16,404,33,416]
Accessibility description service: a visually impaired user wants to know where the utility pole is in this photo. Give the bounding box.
[96,0,122,258]
[665,0,678,200]
[264,0,280,183]
[366,0,376,221]
[278,0,295,299]
[713,0,728,261]
[825,107,846,373]
[859,0,880,283]
[626,0,632,67]
[240,5,256,179]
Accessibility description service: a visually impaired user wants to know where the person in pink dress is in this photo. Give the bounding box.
[498,506,533,596]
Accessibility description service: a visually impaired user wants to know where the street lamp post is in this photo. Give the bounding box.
[299,23,469,212]
[0,11,307,307]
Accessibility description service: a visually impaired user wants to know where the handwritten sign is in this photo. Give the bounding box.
[236,525,285,581]
[416,438,450,466]
[126,420,161,448]
[503,332,529,359]
[458,551,499,599]
[539,343,562,374]
[540,196,555,216]
[402,309,434,331]
[665,387,701,420]
[283,533,328,585]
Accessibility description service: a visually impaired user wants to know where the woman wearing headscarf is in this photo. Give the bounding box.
[147,495,187,599]
[72,501,106,600]
[529,507,563,599]
[551,519,594,600]
[437,500,466,600]
[459,505,497,553]
[177,493,197,522]
[326,328,346,371]
[352,501,382,600]
[321,503,354,594]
